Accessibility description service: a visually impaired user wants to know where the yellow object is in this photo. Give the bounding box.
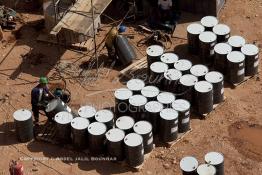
[105,27,118,48]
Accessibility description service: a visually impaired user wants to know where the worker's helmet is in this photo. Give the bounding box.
[39,76,48,84]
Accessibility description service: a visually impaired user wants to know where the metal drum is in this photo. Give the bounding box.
[197,164,216,175]
[87,122,107,155]
[115,116,135,134]
[127,79,145,95]
[159,108,178,142]
[141,86,160,101]
[106,128,125,161]
[241,44,259,76]
[157,92,176,108]
[124,133,144,167]
[114,88,133,116]
[199,31,217,65]
[78,105,96,123]
[172,99,191,133]
[214,43,232,74]
[163,69,182,93]
[226,51,245,84]
[180,156,199,175]
[200,16,218,31]
[190,64,209,81]
[160,52,179,68]
[194,81,213,114]
[187,23,205,54]
[95,110,114,130]
[178,74,198,103]
[212,24,231,43]
[13,109,33,142]
[129,95,147,121]
[71,117,90,150]
[174,59,193,75]
[149,62,168,88]
[45,98,71,119]
[228,35,246,51]
[146,45,164,73]
[145,101,164,134]
[205,71,224,104]
[54,111,73,143]
[133,121,153,154]
[205,152,224,175]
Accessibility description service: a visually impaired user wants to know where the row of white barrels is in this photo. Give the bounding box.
[180,152,224,175]
[187,16,259,81]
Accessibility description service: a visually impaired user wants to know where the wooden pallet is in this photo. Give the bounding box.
[164,129,192,148]
[120,57,147,79]
[231,73,259,88]
[35,122,58,144]
[193,97,227,119]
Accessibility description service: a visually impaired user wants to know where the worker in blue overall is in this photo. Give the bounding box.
[31,77,54,124]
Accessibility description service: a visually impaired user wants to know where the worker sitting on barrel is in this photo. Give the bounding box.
[31,76,54,124]
[105,27,118,61]
[158,0,173,22]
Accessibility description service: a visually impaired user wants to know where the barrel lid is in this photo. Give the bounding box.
[160,108,178,120]
[124,133,143,147]
[133,121,152,135]
[204,152,224,165]
[71,117,90,130]
[228,36,246,48]
[241,44,259,56]
[106,128,125,142]
[145,101,164,113]
[150,62,168,73]
[197,164,216,175]
[187,23,205,35]
[13,109,32,121]
[199,31,217,43]
[127,79,145,91]
[180,156,199,172]
[129,95,147,107]
[160,53,179,64]
[174,59,192,71]
[194,81,213,93]
[157,92,175,105]
[164,69,182,81]
[78,105,96,119]
[54,111,73,124]
[146,45,164,57]
[114,88,133,100]
[172,99,191,112]
[214,43,232,55]
[212,24,230,35]
[88,122,107,136]
[116,116,135,130]
[190,64,209,77]
[141,86,160,98]
[201,16,218,28]
[95,109,114,123]
[205,71,224,83]
[45,99,62,112]
[179,74,198,87]
[227,51,245,63]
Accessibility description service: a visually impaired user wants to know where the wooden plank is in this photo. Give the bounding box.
[51,0,112,36]
[231,72,259,88]
[120,57,147,75]
[165,129,192,148]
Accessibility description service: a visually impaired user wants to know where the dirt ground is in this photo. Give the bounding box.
[0,0,262,174]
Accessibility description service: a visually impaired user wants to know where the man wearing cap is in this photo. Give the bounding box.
[31,76,53,124]
[105,27,118,61]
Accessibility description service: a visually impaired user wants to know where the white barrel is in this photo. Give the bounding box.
[115,116,135,134]
[146,45,164,74]
[114,88,133,116]
[55,111,74,143]
[197,164,216,175]
[141,86,160,101]
[127,79,145,94]
[174,59,193,75]
[163,69,182,93]
[205,152,224,175]
[228,35,246,51]
[157,92,176,108]
[178,74,198,102]
[212,24,231,42]
[129,95,147,121]
[106,128,125,161]
[71,117,90,149]
[190,64,209,80]
[205,71,224,104]
[78,105,96,122]
[201,16,218,31]
[226,51,245,84]
[160,52,179,68]
[199,31,217,65]
[88,122,107,155]
[180,156,199,175]
[241,44,259,76]
[187,23,205,54]
[149,62,168,88]
[95,109,114,130]
[214,43,232,74]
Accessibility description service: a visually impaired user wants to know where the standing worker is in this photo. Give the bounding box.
[158,0,173,21]
[31,76,54,124]
[105,27,118,61]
